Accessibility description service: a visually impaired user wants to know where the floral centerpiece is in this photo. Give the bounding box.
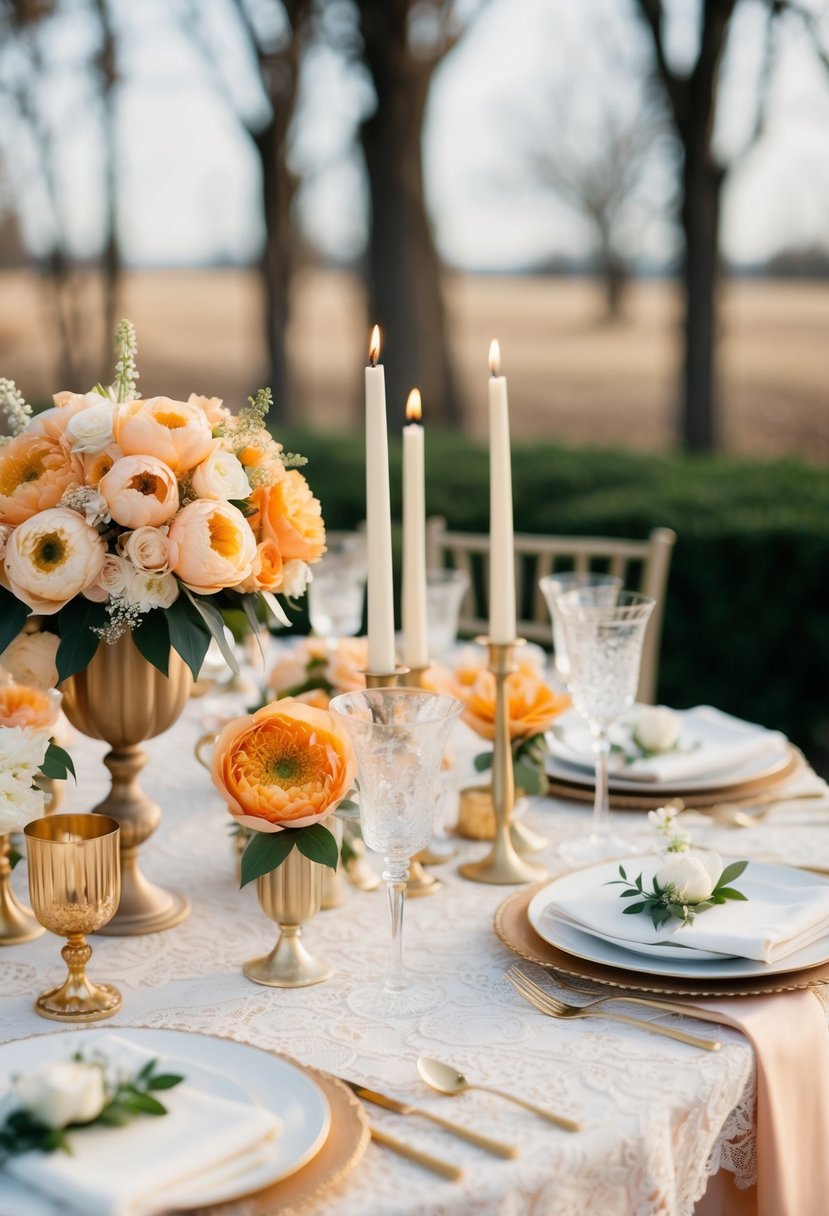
[210,699,356,884]
[266,636,368,710]
[0,320,325,682]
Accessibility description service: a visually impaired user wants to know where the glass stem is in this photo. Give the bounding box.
[383,858,409,993]
[592,727,611,837]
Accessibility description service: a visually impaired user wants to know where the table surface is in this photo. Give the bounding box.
[3,671,828,1216]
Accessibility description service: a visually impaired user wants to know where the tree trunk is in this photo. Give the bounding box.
[253,120,292,422]
[358,8,459,430]
[679,148,723,451]
[596,220,626,323]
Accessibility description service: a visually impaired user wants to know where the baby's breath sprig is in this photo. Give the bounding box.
[281,451,308,469]
[0,378,33,441]
[112,319,139,403]
[92,592,144,644]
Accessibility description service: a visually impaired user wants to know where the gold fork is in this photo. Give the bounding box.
[506,967,721,1051]
[547,966,724,1019]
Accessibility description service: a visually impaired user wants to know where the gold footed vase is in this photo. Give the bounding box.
[244,849,333,988]
[0,834,44,946]
[60,631,193,936]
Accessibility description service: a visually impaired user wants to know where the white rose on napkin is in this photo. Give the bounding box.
[655,849,723,904]
[13,1060,106,1130]
[632,706,681,754]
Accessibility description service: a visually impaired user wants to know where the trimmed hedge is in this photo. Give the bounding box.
[286,427,829,761]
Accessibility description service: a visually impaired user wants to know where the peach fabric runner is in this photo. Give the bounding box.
[690,989,829,1216]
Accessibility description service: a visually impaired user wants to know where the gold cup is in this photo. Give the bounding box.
[244,848,333,988]
[24,814,123,1022]
[0,833,44,946]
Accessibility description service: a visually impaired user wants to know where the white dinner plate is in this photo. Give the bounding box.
[0,1028,331,1211]
[528,862,829,980]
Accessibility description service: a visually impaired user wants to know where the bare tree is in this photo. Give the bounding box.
[354,0,477,429]
[92,0,121,378]
[634,0,785,451]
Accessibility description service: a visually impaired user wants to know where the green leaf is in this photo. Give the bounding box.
[146,1073,183,1091]
[136,1057,158,1083]
[229,498,257,518]
[296,823,339,870]
[240,595,266,660]
[182,588,240,674]
[166,594,211,681]
[716,860,749,888]
[473,751,493,772]
[619,889,642,898]
[622,901,648,914]
[132,611,170,676]
[55,598,107,683]
[8,848,22,869]
[716,887,749,901]
[257,590,291,629]
[240,831,296,887]
[513,758,546,796]
[121,1092,167,1116]
[619,865,627,880]
[39,741,76,782]
[0,586,30,654]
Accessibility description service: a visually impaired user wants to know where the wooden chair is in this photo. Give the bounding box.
[425,520,676,704]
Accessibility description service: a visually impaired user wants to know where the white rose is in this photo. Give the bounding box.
[0,778,46,834]
[280,559,311,599]
[65,400,116,454]
[72,489,111,527]
[191,449,252,501]
[655,849,722,904]
[122,526,171,573]
[14,1060,107,1129]
[633,707,681,754]
[100,554,130,596]
[125,567,180,612]
[0,630,60,690]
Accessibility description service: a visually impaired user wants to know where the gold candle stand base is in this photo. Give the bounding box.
[0,835,43,946]
[35,936,123,1023]
[510,819,548,854]
[459,639,547,886]
[364,667,409,689]
[398,665,430,689]
[406,858,441,897]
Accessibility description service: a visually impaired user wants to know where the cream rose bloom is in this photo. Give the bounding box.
[168,499,256,593]
[121,525,171,572]
[633,706,681,754]
[0,630,60,689]
[281,559,311,599]
[83,554,131,602]
[4,507,106,615]
[191,449,252,502]
[100,455,179,528]
[14,1061,106,1130]
[125,567,180,612]
[65,399,116,454]
[656,850,723,904]
[115,396,215,473]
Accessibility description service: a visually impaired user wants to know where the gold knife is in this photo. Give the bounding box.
[343,1080,520,1158]
[369,1126,465,1180]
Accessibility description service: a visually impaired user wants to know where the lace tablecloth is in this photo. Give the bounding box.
[3,685,829,1216]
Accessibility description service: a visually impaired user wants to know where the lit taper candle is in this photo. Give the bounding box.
[402,388,428,668]
[365,325,396,673]
[488,339,516,643]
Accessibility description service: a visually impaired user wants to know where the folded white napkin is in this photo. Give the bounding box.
[3,1036,281,1216]
[543,856,829,963]
[550,705,787,785]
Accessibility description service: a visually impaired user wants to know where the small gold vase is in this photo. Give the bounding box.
[243,849,333,988]
[0,834,44,946]
[60,630,193,935]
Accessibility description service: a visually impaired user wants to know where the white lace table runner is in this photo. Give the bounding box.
[3,687,828,1216]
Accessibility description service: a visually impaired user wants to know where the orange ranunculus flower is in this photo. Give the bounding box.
[462,670,570,743]
[114,396,215,473]
[239,538,283,594]
[0,682,60,730]
[0,433,83,526]
[211,699,356,833]
[250,469,325,563]
[168,498,256,593]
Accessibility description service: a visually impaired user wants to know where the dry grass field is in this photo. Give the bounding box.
[0,266,827,460]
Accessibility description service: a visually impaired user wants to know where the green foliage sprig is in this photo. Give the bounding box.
[606,860,749,930]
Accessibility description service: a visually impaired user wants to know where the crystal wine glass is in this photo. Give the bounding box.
[555,589,655,864]
[539,572,622,684]
[308,537,367,651]
[329,689,462,1018]
[425,568,470,660]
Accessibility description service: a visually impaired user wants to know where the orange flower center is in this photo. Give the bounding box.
[239,722,328,791]
[154,411,187,430]
[129,471,165,500]
[208,511,240,558]
[0,449,45,495]
[33,531,67,571]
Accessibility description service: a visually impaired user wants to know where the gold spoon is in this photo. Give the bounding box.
[416,1056,581,1132]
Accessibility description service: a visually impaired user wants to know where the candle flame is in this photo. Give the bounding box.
[489,339,501,377]
[369,325,381,366]
[405,388,422,422]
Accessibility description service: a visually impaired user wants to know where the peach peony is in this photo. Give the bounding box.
[0,433,83,526]
[0,630,60,690]
[326,637,368,694]
[4,508,106,615]
[83,445,121,488]
[115,396,215,473]
[239,539,283,594]
[461,669,571,743]
[0,682,60,730]
[99,455,179,528]
[211,699,356,832]
[168,499,256,593]
[187,393,230,428]
[249,469,325,563]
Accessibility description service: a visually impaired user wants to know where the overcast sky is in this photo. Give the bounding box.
[3,0,829,270]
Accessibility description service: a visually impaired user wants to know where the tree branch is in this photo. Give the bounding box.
[634,0,689,132]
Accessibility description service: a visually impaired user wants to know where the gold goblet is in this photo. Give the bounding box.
[24,813,122,1022]
[244,848,333,988]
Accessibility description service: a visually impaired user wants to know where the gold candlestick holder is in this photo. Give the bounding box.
[398,665,430,689]
[459,639,548,885]
[0,834,44,946]
[364,667,409,689]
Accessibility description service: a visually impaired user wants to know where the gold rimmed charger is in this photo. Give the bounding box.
[545,744,803,812]
[494,883,829,998]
